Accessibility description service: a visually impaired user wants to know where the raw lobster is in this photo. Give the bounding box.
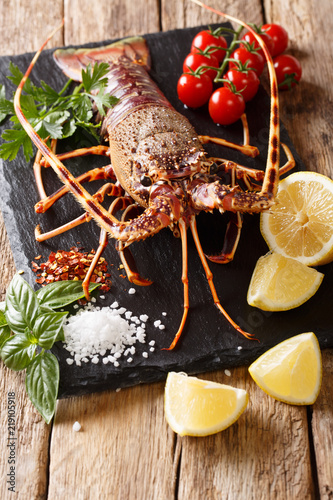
[13,13,294,349]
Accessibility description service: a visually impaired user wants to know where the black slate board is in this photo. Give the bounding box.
[0,25,332,398]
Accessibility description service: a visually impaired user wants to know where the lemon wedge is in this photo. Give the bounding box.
[164,372,248,436]
[248,332,322,405]
[247,251,324,311]
[260,171,333,266]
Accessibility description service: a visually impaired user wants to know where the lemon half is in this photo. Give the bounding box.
[248,332,322,405]
[164,372,248,436]
[260,171,333,266]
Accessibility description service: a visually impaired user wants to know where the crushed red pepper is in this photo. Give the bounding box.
[31,247,112,292]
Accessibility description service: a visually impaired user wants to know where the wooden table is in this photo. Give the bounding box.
[0,0,332,498]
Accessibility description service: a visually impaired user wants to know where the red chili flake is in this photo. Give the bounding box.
[31,246,112,292]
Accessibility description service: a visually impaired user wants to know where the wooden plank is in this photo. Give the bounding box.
[63,0,160,45]
[48,383,177,499]
[0,3,63,498]
[161,0,263,30]
[312,350,333,499]
[0,0,64,56]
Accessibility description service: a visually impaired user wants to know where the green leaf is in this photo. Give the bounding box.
[5,274,40,334]
[0,84,13,121]
[81,62,110,93]
[0,127,34,161]
[36,280,100,309]
[25,351,59,424]
[0,330,36,371]
[0,301,5,313]
[33,310,68,349]
[0,309,8,326]
[0,325,11,348]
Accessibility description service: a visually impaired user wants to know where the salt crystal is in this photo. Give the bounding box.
[162,312,167,316]
[140,314,148,322]
[154,320,161,327]
[237,346,243,350]
[128,288,136,294]
[100,295,105,300]
[142,352,148,358]
[114,361,119,367]
[149,340,155,346]
[73,421,81,432]
[91,297,97,303]
[111,301,119,308]
[91,356,99,364]
[224,369,231,377]
[159,325,165,330]
[127,357,133,363]
[125,311,132,319]
[149,347,155,352]
[66,358,74,365]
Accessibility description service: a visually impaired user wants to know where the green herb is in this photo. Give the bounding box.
[0,61,118,162]
[0,274,100,423]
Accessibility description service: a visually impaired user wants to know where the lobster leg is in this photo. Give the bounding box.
[81,196,132,299]
[35,165,118,213]
[164,218,190,350]
[199,135,259,158]
[190,216,254,340]
[35,182,122,242]
[117,204,153,286]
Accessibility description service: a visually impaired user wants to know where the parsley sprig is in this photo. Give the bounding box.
[0,61,118,162]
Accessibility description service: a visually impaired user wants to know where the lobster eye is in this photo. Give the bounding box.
[140,174,152,187]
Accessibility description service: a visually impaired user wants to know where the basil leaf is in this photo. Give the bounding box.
[0,301,5,313]
[0,331,36,371]
[5,274,40,334]
[36,280,100,309]
[25,352,59,424]
[0,309,8,326]
[56,327,65,343]
[0,325,11,348]
[33,311,68,349]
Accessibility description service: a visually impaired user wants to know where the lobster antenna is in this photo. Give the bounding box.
[191,0,280,198]
[13,21,127,234]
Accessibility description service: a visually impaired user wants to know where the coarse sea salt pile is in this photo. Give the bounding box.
[63,301,164,367]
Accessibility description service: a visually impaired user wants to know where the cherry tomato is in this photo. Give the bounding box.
[177,73,213,108]
[262,23,289,56]
[241,30,275,58]
[191,30,228,62]
[208,87,245,125]
[183,52,220,80]
[224,68,260,102]
[273,54,302,90]
[229,47,265,76]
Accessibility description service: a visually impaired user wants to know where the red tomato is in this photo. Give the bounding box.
[208,87,245,125]
[224,68,260,102]
[229,47,265,76]
[191,30,228,62]
[183,52,220,80]
[273,54,302,90]
[262,23,289,56]
[241,30,275,58]
[177,73,213,108]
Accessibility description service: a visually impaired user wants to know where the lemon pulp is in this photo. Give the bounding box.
[164,372,248,436]
[260,171,333,266]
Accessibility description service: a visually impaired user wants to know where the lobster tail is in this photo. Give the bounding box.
[53,36,151,81]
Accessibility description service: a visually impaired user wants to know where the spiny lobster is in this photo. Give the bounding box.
[13,7,294,349]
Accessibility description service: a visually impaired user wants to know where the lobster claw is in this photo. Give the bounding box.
[206,212,243,264]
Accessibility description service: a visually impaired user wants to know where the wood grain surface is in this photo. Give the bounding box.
[0,0,332,499]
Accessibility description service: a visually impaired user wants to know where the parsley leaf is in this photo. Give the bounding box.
[0,60,118,162]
